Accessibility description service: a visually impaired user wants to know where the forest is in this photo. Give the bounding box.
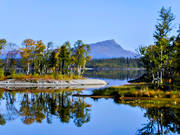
[0,39,91,80]
[86,57,143,69]
[139,7,180,88]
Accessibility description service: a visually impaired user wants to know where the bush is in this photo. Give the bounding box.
[11,73,26,79]
[0,68,4,79]
[11,70,16,79]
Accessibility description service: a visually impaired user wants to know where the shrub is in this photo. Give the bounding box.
[0,68,4,79]
[11,70,16,79]
[11,73,26,79]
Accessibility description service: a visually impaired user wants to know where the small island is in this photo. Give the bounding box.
[0,39,107,89]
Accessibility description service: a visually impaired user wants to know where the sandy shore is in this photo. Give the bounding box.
[0,79,107,89]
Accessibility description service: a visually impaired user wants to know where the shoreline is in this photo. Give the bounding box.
[0,78,107,89]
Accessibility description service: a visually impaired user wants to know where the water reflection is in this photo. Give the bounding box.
[137,107,180,135]
[92,97,180,135]
[0,86,180,135]
[114,99,180,135]
[0,89,179,135]
[0,91,91,127]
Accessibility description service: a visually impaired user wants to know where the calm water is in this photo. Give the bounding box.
[0,70,179,135]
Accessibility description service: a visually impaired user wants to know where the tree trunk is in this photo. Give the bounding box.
[160,70,163,84]
[77,66,81,76]
[62,60,65,75]
[160,45,163,85]
[27,62,30,75]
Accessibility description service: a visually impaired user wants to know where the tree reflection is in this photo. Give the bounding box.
[0,90,91,127]
[0,114,6,125]
[137,107,180,135]
[91,96,180,135]
[113,98,180,135]
[73,98,91,127]
[0,90,179,134]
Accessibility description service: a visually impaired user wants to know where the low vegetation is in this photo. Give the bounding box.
[10,73,83,81]
[92,83,180,99]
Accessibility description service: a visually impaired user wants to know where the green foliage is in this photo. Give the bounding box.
[57,41,71,74]
[7,39,91,79]
[139,7,180,87]
[0,68,4,79]
[153,7,175,41]
[86,58,143,69]
[72,40,91,75]
[173,25,180,73]
[0,39,6,52]
[11,70,16,79]
[10,73,26,79]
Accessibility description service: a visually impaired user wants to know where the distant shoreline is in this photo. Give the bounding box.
[86,67,145,71]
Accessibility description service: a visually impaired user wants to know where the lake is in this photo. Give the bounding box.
[0,70,179,135]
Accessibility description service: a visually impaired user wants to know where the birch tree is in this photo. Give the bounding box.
[72,40,91,75]
[20,39,35,75]
[153,7,175,84]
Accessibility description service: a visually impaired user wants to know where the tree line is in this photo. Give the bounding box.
[139,7,180,87]
[84,70,144,80]
[86,57,143,69]
[0,39,91,78]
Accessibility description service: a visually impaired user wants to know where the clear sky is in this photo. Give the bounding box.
[0,0,180,51]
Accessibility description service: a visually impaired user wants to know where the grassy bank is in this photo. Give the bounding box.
[0,73,84,81]
[92,83,180,99]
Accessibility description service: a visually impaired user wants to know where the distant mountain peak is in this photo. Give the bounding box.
[89,40,136,59]
[95,39,116,44]
[90,39,123,49]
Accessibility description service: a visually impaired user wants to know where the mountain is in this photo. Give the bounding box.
[89,39,136,59]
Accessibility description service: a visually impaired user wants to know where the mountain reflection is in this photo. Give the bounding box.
[0,91,91,127]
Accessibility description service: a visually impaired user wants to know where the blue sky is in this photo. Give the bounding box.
[0,0,180,51]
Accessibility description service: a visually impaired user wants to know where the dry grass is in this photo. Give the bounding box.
[93,83,180,99]
[5,73,85,81]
